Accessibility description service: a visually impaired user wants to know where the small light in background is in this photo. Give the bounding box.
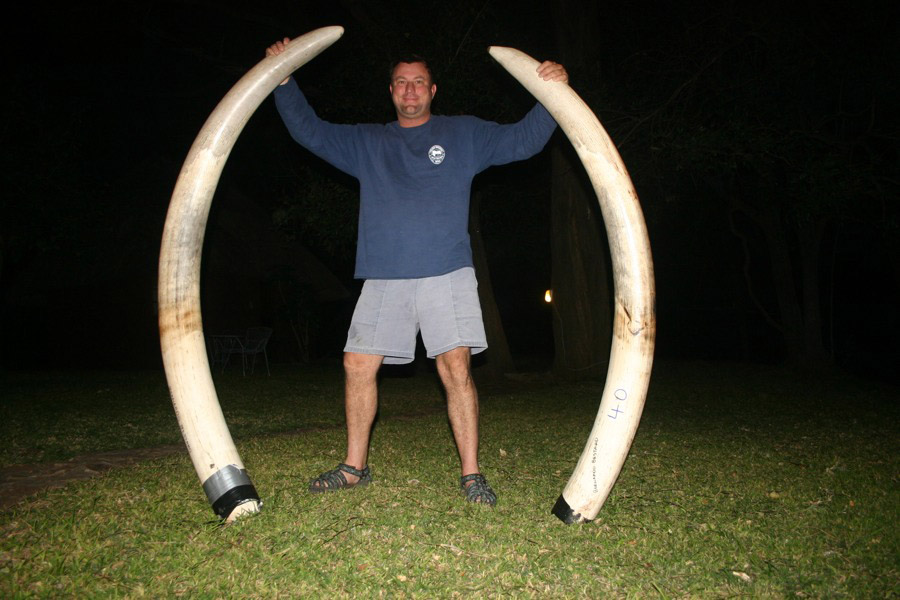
[544,289,553,303]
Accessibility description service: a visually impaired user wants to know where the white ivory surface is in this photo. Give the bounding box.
[158,27,344,519]
[489,46,656,522]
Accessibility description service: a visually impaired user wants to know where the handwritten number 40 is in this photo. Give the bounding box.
[608,388,628,419]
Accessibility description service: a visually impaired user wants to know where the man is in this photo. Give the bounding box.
[267,37,567,505]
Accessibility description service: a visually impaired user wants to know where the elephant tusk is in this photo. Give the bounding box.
[158,27,344,522]
[488,46,657,524]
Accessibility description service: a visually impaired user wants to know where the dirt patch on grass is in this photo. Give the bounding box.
[0,445,186,512]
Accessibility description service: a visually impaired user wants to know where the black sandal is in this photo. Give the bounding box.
[460,473,497,506]
[308,463,372,493]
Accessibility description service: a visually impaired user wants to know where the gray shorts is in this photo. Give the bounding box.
[344,267,488,364]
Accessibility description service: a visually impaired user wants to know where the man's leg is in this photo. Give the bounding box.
[435,346,480,477]
[343,351,384,479]
[309,351,383,490]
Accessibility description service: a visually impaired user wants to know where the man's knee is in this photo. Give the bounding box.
[344,352,383,380]
[436,346,473,389]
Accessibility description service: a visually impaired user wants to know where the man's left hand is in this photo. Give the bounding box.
[536,61,569,84]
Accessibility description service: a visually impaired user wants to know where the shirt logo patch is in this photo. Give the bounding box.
[428,145,446,165]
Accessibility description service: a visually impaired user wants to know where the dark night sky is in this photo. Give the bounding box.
[2,1,898,382]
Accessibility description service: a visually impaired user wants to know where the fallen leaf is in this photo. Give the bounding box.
[732,571,752,582]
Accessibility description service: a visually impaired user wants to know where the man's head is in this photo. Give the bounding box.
[389,56,437,127]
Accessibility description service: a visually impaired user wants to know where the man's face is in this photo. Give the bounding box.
[390,62,436,127]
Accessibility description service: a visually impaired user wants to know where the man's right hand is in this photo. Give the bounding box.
[266,37,292,85]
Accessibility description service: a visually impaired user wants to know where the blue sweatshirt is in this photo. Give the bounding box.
[274,78,557,279]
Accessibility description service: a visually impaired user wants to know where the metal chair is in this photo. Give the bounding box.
[209,327,272,375]
[210,334,244,373]
[241,327,273,375]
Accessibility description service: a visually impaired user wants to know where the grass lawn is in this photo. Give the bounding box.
[0,360,897,597]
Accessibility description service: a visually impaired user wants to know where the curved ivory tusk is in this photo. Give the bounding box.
[158,26,344,522]
[489,47,656,524]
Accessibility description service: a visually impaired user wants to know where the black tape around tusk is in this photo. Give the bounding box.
[552,494,591,524]
[202,464,260,520]
[211,484,261,520]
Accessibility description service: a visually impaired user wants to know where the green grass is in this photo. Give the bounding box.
[0,363,444,467]
[1,360,897,597]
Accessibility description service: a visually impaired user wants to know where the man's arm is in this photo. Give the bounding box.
[473,60,569,170]
[267,37,361,177]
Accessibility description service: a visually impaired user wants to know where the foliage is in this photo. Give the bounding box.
[4,1,897,372]
[586,1,899,369]
[271,164,359,279]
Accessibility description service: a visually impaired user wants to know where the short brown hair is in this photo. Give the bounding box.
[389,55,434,85]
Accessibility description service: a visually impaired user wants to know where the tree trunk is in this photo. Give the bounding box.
[750,202,831,370]
[550,144,611,379]
[470,190,516,380]
[797,217,831,368]
[758,204,806,361]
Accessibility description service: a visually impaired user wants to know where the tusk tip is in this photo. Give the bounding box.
[286,25,344,47]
